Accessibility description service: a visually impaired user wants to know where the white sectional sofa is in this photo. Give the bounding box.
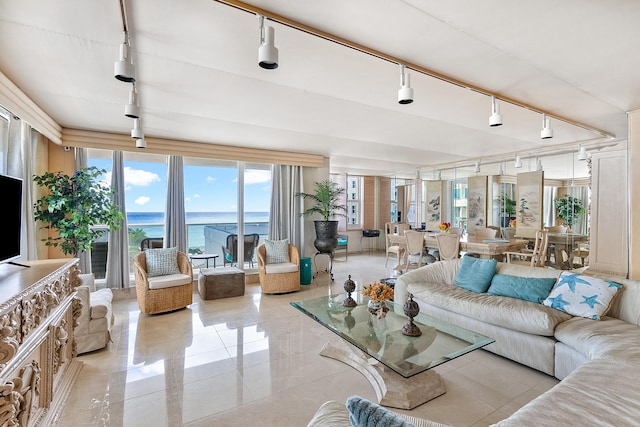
[309,259,640,426]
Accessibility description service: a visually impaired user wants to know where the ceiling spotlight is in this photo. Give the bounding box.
[474,161,481,173]
[515,155,522,168]
[131,118,144,139]
[258,15,278,69]
[536,158,543,171]
[489,96,502,127]
[398,65,414,104]
[578,145,588,161]
[135,138,146,149]
[498,162,504,175]
[540,114,553,139]
[114,31,136,83]
[124,84,140,119]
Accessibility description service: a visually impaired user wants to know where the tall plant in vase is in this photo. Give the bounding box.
[33,167,124,259]
[297,179,347,254]
[555,194,586,231]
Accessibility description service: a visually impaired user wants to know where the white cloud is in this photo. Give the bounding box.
[206,176,216,182]
[232,170,272,185]
[135,196,151,205]
[124,167,161,186]
[194,194,200,198]
[245,169,271,184]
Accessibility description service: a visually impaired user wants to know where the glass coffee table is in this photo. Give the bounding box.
[291,295,494,409]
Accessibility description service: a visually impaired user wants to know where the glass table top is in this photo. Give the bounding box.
[291,294,494,378]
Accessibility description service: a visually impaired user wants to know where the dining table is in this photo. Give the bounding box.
[388,232,530,263]
[542,232,589,269]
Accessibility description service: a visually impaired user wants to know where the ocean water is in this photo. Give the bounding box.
[127,211,269,250]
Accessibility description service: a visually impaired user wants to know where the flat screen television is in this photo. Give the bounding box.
[0,174,22,264]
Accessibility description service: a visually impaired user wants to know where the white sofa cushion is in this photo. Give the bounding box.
[89,288,113,319]
[554,316,640,364]
[148,273,192,290]
[409,281,572,336]
[491,359,640,427]
[265,262,298,274]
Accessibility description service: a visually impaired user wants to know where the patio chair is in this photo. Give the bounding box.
[222,233,260,267]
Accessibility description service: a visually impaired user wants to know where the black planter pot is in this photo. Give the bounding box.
[314,220,339,254]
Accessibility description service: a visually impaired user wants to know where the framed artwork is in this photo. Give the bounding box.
[516,171,544,238]
[467,176,488,234]
[425,180,442,231]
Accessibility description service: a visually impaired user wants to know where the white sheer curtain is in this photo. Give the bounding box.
[543,186,557,227]
[269,164,304,250]
[106,151,130,289]
[573,186,590,235]
[75,147,92,273]
[7,118,38,261]
[164,155,187,252]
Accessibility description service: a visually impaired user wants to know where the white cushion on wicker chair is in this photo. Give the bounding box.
[148,273,192,290]
[265,262,298,274]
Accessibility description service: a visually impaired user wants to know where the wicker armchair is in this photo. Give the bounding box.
[257,243,300,294]
[133,251,193,315]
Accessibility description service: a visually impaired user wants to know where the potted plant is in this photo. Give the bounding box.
[297,179,347,253]
[497,193,517,227]
[555,194,586,230]
[33,167,124,258]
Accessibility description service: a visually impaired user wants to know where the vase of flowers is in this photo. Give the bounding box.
[362,281,394,318]
[438,222,451,233]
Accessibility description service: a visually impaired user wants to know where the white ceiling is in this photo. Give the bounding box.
[0,0,636,178]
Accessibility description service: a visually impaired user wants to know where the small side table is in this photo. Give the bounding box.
[189,253,219,268]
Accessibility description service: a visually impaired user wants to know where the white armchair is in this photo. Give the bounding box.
[75,274,115,354]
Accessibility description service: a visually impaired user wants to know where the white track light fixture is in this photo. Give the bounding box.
[536,158,543,171]
[114,31,136,82]
[135,138,147,149]
[124,84,140,118]
[258,15,278,69]
[498,162,504,176]
[398,65,414,104]
[474,161,481,173]
[515,155,522,168]
[540,114,553,139]
[489,96,502,127]
[131,118,144,139]
[578,145,588,161]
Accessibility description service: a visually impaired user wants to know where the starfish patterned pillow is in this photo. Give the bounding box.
[543,271,623,320]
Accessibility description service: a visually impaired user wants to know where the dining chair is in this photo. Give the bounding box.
[403,230,426,271]
[435,233,461,260]
[502,228,517,239]
[473,227,498,239]
[384,222,404,268]
[504,229,549,267]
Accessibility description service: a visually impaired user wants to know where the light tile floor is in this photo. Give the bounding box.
[58,253,558,426]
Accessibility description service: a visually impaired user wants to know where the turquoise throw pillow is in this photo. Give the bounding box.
[346,396,415,427]
[487,274,557,304]
[453,256,497,293]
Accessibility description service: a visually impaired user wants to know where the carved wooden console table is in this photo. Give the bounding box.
[0,258,83,426]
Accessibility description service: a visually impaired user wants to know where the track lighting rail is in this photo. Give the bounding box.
[213,0,613,139]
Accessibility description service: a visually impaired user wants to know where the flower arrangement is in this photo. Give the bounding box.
[438,221,451,232]
[362,282,394,302]
[509,219,517,228]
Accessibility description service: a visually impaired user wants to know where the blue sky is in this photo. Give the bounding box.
[89,158,271,213]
